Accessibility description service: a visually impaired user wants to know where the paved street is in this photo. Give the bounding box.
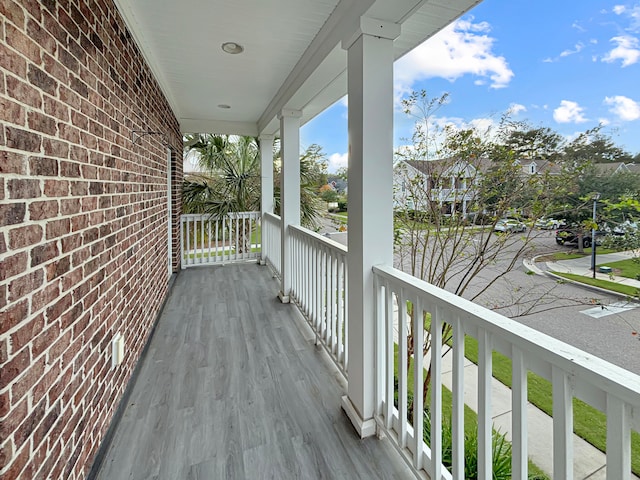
[319,216,640,375]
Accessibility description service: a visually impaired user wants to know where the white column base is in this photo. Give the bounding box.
[341,395,376,438]
[278,292,290,304]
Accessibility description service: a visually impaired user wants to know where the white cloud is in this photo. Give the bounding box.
[509,103,527,115]
[394,17,514,93]
[604,95,640,120]
[613,5,627,15]
[613,4,640,32]
[602,35,640,66]
[327,152,348,172]
[560,43,585,57]
[572,21,587,33]
[599,117,612,126]
[553,100,588,123]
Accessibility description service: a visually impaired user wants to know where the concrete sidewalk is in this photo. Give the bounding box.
[545,250,640,290]
[440,351,639,480]
[525,250,640,297]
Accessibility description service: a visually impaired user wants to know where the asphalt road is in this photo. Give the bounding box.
[409,227,640,376]
[320,216,640,376]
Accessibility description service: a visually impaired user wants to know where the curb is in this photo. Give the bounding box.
[525,254,639,301]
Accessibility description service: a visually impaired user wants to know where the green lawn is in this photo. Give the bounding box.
[548,248,619,261]
[463,336,640,476]
[394,344,550,479]
[552,272,639,298]
[598,258,640,280]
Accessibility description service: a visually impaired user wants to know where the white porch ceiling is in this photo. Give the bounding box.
[113,0,482,136]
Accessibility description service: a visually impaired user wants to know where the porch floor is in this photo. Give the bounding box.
[94,263,413,480]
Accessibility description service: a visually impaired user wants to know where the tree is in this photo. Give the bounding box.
[394,93,559,407]
[272,142,327,230]
[562,126,633,165]
[182,135,328,250]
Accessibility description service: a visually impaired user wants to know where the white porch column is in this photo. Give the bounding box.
[278,109,301,303]
[341,17,400,438]
[259,135,274,266]
[260,134,274,216]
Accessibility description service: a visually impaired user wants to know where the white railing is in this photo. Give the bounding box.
[262,212,281,278]
[290,225,348,375]
[180,212,260,268]
[373,264,640,480]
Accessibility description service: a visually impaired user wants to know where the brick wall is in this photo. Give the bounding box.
[1,0,182,478]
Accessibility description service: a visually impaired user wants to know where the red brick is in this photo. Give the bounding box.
[0,436,12,469]
[0,42,27,78]
[43,179,69,197]
[11,356,46,404]
[8,178,41,199]
[44,96,69,123]
[5,22,41,61]
[29,200,59,220]
[9,313,45,354]
[27,17,57,56]
[0,202,26,227]
[0,151,28,175]
[43,137,70,158]
[45,293,71,323]
[31,241,59,267]
[0,336,7,362]
[60,199,81,216]
[9,269,44,302]
[33,401,61,449]
[48,366,71,406]
[70,180,88,196]
[5,126,42,153]
[8,224,43,249]
[29,156,59,176]
[6,76,42,110]
[46,256,71,281]
[0,251,28,281]
[31,281,60,313]
[0,0,25,27]
[45,218,71,239]
[33,322,61,357]
[0,347,30,389]
[0,390,9,417]
[27,63,57,95]
[33,359,61,404]
[60,160,81,178]
[0,299,29,335]
[14,398,46,450]
[28,111,57,136]
[0,97,26,126]
[1,441,31,480]
[0,284,6,309]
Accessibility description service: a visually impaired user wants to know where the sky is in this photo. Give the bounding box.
[300,1,640,172]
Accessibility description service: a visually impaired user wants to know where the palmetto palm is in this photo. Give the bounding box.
[183,134,261,216]
[182,135,326,253]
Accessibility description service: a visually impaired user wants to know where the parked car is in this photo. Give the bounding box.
[494,218,527,233]
[613,220,638,235]
[555,227,603,248]
[535,217,566,230]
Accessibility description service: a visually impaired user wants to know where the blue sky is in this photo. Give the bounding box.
[301,1,640,172]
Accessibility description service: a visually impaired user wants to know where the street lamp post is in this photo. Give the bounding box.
[591,192,600,279]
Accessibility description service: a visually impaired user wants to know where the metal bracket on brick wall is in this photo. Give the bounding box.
[131,129,169,146]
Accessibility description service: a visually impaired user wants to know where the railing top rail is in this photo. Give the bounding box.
[263,212,281,222]
[290,224,348,255]
[181,211,260,220]
[373,263,640,406]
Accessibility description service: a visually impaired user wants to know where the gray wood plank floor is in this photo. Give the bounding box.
[95,263,414,480]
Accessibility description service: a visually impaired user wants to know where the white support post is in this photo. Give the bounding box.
[259,134,274,266]
[278,110,301,303]
[340,17,400,438]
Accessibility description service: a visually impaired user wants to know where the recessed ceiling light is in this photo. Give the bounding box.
[217,104,231,109]
[221,42,244,54]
